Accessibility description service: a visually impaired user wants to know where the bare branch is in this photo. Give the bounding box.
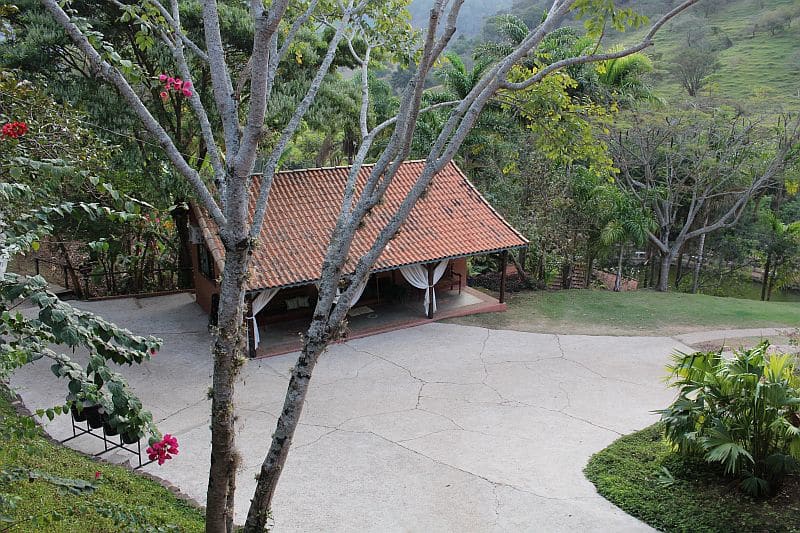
[501,0,700,91]
[40,0,225,227]
[248,2,356,239]
[201,0,239,157]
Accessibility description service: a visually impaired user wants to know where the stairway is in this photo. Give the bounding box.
[547,264,588,290]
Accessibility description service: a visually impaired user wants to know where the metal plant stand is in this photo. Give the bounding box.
[61,415,154,469]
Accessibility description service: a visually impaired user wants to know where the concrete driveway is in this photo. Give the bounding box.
[11,293,693,531]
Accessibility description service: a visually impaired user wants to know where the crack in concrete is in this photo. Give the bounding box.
[156,396,209,424]
[346,428,578,503]
[553,334,649,388]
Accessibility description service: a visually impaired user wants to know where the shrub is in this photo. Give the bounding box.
[658,342,800,496]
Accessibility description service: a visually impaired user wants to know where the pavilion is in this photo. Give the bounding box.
[189,160,527,357]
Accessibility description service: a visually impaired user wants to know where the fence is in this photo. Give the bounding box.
[33,256,192,299]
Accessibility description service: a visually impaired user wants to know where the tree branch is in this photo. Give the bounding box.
[40,0,225,227]
[501,0,700,91]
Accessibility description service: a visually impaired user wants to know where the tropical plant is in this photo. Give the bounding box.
[659,342,800,496]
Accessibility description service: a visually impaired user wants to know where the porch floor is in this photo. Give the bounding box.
[254,286,505,358]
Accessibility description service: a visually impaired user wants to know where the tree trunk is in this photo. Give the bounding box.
[508,249,530,287]
[614,245,624,292]
[767,260,778,301]
[171,203,193,289]
[517,247,527,273]
[58,242,84,299]
[691,230,706,294]
[674,250,684,289]
[537,253,546,282]
[761,254,771,301]
[243,329,330,532]
[205,243,250,533]
[658,252,672,292]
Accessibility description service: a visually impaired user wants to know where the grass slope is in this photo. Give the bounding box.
[448,289,800,336]
[616,0,800,107]
[585,424,800,533]
[0,389,204,532]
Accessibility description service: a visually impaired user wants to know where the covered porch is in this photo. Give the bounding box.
[246,253,512,358]
[252,285,504,358]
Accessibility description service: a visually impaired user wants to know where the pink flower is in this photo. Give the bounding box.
[183,81,192,89]
[159,74,167,82]
[150,348,157,356]
[94,471,102,480]
[160,91,168,100]
[174,79,183,89]
[146,434,179,466]
[2,122,28,139]
[182,88,192,98]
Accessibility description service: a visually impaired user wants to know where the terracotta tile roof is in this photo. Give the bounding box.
[192,160,527,291]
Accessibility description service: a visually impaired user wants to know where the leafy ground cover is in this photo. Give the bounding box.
[0,388,204,532]
[585,424,800,532]
[448,289,800,336]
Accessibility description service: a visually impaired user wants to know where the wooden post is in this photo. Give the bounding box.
[426,262,435,319]
[499,250,508,304]
[246,297,257,358]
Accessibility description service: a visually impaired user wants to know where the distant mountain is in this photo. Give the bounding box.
[408,0,515,37]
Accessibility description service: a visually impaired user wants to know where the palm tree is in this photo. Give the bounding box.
[758,207,800,301]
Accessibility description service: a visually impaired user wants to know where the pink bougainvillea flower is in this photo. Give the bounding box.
[159,73,167,82]
[183,81,192,89]
[160,91,168,100]
[182,88,192,98]
[146,434,179,465]
[2,122,28,139]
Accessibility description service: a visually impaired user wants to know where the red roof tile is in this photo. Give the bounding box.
[193,160,527,290]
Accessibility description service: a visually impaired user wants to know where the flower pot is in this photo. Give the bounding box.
[102,420,119,436]
[70,403,88,422]
[121,431,141,444]
[85,405,104,429]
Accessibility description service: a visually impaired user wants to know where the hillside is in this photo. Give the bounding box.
[619,0,800,108]
[411,0,800,109]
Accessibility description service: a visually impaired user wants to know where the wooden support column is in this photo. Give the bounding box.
[246,296,257,359]
[499,250,508,304]
[426,262,435,319]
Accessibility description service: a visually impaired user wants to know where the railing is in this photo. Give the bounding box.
[33,256,192,299]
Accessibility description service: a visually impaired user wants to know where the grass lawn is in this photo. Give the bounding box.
[0,388,204,532]
[448,289,800,336]
[585,424,800,533]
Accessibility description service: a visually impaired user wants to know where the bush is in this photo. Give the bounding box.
[658,342,800,496]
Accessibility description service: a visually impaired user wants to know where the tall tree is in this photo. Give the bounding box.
[38,0,699,530]
[612,106,800,292]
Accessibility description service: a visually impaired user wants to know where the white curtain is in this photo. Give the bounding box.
[317,277,370,307]
[399,260,449,313]
[346,277,369,307]
[248,287,279,348]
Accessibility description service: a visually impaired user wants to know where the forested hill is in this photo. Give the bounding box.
[410,0,800,108]
[407,0,515,36]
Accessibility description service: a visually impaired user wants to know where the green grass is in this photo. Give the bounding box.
[449,289,800,336]
[632,0,800,107]
[585,424,800,533]
[0,389,204,532]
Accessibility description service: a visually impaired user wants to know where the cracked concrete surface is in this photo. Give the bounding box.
[11,293,708,532]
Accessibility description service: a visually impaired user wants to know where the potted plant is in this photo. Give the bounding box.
[67,392,102,425]
[85,405,105,429]
[116,410,151,444]
[102,413,121,436]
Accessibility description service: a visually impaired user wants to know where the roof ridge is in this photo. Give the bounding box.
[251,159,428,177]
